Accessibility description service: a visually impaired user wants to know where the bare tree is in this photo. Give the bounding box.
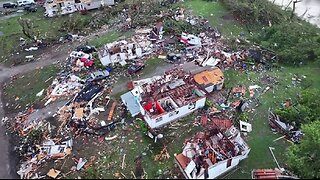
[291,0,302,19]
[17,17,39,41]
[301,8,309,18]
[284,0,293,11]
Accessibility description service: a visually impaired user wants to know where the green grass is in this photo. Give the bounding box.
[182,0,246,36]
[110,57,168,97]
[2,65,59,113]
[0,8,87,65]
[223,64,320,178]
[89,30,134,48]
[180,7,320,176]
[142,57,165,77]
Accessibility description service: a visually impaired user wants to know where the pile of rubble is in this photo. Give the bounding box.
[268,109,303,144]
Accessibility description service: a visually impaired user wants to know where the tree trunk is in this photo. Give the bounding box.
[17,18,36,41]
[285,0,293,11]
[291,0,302,20]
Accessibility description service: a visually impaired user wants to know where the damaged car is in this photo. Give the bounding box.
[166,53,182,64]
[76,45,97,54]
[128,62,145,75]
[80,53,94,67]
[87,68,111,82]
[74,82,104,102]
[3,2,17,8]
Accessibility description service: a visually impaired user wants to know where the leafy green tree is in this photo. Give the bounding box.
[287,120,320,178]
[275,89,320,126]
[220,0,286,25]
[255,22,320,65]
[61,14,91,34]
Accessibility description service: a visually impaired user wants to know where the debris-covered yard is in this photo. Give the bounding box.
[2,65,60,114]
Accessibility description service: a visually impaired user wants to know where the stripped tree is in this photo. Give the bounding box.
[291,0,302,19]
[17,17,39,41]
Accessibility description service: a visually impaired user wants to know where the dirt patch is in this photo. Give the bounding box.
[4,41,71,67]
[5,126,23,179]
[221,14,235,21]
[260,75,278,85]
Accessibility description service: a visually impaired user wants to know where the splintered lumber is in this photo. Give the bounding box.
[107,101,117,121]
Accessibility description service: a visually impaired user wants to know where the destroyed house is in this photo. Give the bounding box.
[140,68,206,129]
[121,67,225,129]
[120,91,144,117]
[44,0,114,17]
[99,37,152,66]
[175,125,250,179]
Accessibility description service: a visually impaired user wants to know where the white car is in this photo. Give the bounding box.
[69,51,85,59]
[17,0,34,6]
[87,70,110,82]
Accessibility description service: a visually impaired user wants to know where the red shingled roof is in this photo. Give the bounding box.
[175,153,191,170]
[211,117,232,130]
[252,169,279,179]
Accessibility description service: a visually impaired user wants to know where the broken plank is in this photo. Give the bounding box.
[107,101,117,121]
[273,135,286,142]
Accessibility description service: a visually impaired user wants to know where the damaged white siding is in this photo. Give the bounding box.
[198,151,250,179]
[204,82,223,93]
[44,0,114,17]
[144,97,206,129]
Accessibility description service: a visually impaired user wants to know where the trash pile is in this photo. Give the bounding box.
[251,168,299,179]
[10,45,122,178]
[12,107,74,179]
[67,45,98,71]
[44,74,85,106]
[17,139,74,179]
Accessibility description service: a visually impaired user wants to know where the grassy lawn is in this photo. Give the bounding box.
[142,57,167,77]
[110,57,169,97]
[174,2,320,176]
[0,8,88,65]
[182,0,246,37]
[2,0,317,179]
[223,64,320,178]
[2,65,59,113]
[89,30,134,48]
